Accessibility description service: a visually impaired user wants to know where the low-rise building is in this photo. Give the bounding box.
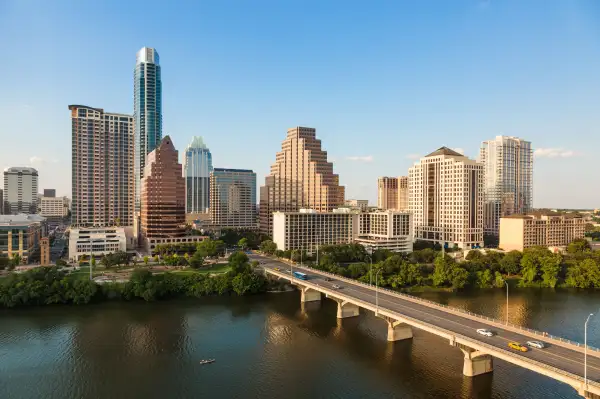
[272,208,413,253]
[499,213,585,251]
[0,214,47,264]
[344,199,369,211]
[272,209,358,253]
[355,210,413,253]
[40,196,69,220]
[69,227,128,262]
[40,237,50,265]
[146,235,208,255]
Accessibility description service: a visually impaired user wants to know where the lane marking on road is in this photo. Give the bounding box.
[262,263,600,375]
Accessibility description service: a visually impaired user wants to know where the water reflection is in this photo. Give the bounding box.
[0,291,592,399]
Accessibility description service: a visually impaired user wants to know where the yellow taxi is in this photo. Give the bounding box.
[274,267,281,271]
[508,342,529,352]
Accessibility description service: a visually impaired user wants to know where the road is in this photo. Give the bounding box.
[251,254,600,384]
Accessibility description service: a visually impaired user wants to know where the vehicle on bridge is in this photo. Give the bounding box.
[293,271,308,280]
[332,284,341,289]
[274,267,280,271]
[508,342,529,352]
[476,328,494,337]
[325,277,333,282]
[526,340,546,349]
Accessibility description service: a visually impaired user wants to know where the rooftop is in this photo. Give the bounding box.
[213,168,254,173]
[0,214,46,226]
[503,212,583,220]
[425,147,465,157]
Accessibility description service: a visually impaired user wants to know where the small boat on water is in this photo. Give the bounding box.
[199,359,215,365]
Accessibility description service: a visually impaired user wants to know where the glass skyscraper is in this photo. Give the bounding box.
[183,136,213,213]
[479,136,533,236]
[134,47,162,211]
[210,168,257,229]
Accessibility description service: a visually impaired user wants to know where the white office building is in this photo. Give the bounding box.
[479,136,533,236]
[40,196,69,219]
[408,147,484,249]
[184,136,213,214]
[355,210,413,253]
[3,167,38,214]
[272,208,413,253]
[69,227,128,262]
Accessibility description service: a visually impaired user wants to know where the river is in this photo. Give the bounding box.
[2,289,600,399]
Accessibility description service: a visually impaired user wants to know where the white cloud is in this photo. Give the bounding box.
[452,148,465,155]
[29,156,58,165]
[406,154,421,160]
[534,148,576,158]
[345,155,373,163]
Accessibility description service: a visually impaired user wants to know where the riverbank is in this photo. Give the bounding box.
[0,253,269,308]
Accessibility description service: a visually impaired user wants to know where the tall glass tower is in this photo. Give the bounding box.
[183,136,213,213]
[479,136,533,236]
[134,47,162,212]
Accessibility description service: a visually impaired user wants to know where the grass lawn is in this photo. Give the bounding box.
[172,263,231,275]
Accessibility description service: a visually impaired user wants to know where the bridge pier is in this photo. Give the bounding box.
[300,287,322,303]
[460,348,493,377]
[335,299,360,319]
[378,316,413,341]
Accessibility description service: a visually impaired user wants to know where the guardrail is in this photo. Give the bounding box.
[262,255,600,354]
[267,266,600,391]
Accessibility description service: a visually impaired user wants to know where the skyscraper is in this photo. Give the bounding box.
[140,136,186,239]
[69,105,134,227]
[210,168,256,229]
[3,167,38,214]
[377,176,408,211]
[183,136,213,214]
[479,136,533,236]
[259,126,344,236]
[134,47,162,211]
[408,147,484,249]
[377,177,398,210]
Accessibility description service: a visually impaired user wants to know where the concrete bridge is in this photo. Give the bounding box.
[252,254,600,398]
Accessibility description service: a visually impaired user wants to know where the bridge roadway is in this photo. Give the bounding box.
[251,254,600,398]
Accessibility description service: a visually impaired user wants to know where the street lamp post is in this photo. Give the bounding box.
[505,281,509,325]
[585,313,594,389]
[375,269,382,316]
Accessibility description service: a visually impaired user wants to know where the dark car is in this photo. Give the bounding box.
[325,277,333,282]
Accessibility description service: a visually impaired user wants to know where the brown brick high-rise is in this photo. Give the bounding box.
[140,136,186,238]
[259,126,345,236]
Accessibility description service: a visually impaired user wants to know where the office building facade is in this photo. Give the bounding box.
[479,136,533,235]
[272,208,413,253]
[134,47,162,211]
[0,214,47,264]
[68,227,127,262]
[69,105,134,227]
[345,199,369,211]
[184,136,213,213]
[3,167,38,215]
[43,189,56,198]
[499,213,585,252]
[260,126,345,236]
[210,168,257,229]
[140,136,186,239]
[377,176,408,211]
[355,210,413,253]
[408,147,484,249]
[40,196,69,220]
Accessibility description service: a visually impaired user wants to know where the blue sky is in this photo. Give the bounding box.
[1,0,599,208]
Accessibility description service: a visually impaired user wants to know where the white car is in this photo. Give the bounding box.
[526,340,545,349]
[476,328,494,337]
[332,284,341,289]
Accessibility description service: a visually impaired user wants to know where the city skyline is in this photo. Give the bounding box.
[1,1,599,208]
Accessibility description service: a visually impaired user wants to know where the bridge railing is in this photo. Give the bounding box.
[264,256,600,354]
[276,267,600,390]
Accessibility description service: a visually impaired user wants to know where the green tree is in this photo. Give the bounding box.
[450,267,469,289]
[348,263,368,279]
[500,250,522,275]
[540,254,561,288]
[494,271,505,288]
[11,254,22,267]
[238,238,248,250]
[432,255,454,287]
[259,240,278,255]
[476,269,493,288]
[520,253,540,284]
[189,251,205,269]
[566,258,600,288]
[143,256,149,266]
[228,251,250,274]
[567,238,591,254]
[90,256,96,268]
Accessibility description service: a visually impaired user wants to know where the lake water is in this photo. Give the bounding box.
[2,288,600,398]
